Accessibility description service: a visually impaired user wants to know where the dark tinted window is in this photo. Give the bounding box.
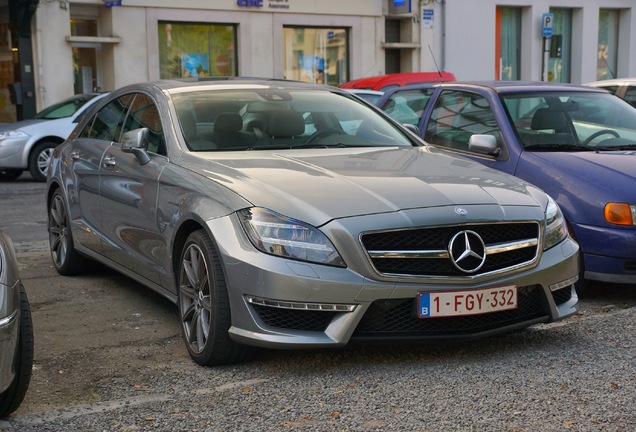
[79,96,131,141]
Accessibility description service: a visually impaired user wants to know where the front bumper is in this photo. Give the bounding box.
[573,222,636,284]
[0,138,30,169]
[209,214,580,350]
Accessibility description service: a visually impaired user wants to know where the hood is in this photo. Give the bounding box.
[0,119,47,132]
[530,151,636,198]
[185,147,544,226]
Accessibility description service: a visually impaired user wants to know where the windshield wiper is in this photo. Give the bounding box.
[524,143,592,152]
[594,144,636,151]
[290,143,365,149]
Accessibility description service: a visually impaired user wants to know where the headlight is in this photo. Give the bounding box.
[544,195,568,250]
[238,207,345,267]
[604,203,636,226]
[0,130,29,140]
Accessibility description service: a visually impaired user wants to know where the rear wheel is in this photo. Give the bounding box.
[0,169,23,181]
[178,230,253,366]
[0,283,34,418]
[29,141,57,182]
[48,189,94,275]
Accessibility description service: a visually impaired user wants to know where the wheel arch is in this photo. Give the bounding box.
[171,219,207,286]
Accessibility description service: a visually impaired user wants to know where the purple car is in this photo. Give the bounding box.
[378,81,636,291]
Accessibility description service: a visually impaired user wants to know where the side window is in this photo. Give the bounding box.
[381,88,434,126]
[624,86,636,108]
[121,93,166,155]
[79,95,132,141]
[598,85,619,95]
[79,96,131,141]
[425,90,500,151]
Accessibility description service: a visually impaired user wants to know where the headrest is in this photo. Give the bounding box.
[267,111,305,137]
[214,112,243,133]
[531,108,566,131]
[178,110,197,141]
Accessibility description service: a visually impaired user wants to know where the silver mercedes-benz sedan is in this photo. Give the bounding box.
[46,78,579,366]
[0,229,33,417]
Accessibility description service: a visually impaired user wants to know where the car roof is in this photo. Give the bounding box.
[586,78,636,86]
[123,77,341,93]
[381,80,608,94]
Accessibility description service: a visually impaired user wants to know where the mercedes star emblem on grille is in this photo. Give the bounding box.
[448,230,487,273]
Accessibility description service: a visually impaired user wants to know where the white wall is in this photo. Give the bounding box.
[30,0,636,111]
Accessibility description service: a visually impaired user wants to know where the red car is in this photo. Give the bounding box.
[341,71,456,92]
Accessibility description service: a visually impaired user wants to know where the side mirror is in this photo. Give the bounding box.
[402,123,421,136]
[121,128,151,166]
[468,134,501,157]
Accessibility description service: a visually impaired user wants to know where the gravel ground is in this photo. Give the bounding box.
[3,304,634,431]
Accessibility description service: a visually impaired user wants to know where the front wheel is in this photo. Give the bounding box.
[48,189,94,275]
[0,283,34,418]
[29,142,57,182]
[178,230,253,366]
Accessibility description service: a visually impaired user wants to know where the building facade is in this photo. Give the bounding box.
[1,0,635,121]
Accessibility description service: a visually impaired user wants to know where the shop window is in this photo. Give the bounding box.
[495,7,521,81]
[547,9,571,83]
[597,9,619,80]
[283,27,349,87]
[158,22,237,79]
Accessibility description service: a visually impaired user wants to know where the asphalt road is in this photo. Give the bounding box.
[1,173,635,431]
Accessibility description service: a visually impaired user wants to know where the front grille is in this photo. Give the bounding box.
[361,222,539,277]
[251,303,338,332]
[352,285,547,338]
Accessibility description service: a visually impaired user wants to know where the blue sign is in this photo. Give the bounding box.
[237,0,263,7]
[542,13,554,38]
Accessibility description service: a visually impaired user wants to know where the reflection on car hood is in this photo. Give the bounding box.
[187,147,543,225]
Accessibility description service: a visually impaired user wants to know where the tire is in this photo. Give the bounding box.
[28,141,58,182]
[0,169,23,181]
[178,230,253,366]
[0,283,34,418]
[48,189,94,275]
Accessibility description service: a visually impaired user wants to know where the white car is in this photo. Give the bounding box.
[0,93,108,182]
[585,78,636,108]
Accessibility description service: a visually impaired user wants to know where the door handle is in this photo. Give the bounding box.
[103,155,116,168]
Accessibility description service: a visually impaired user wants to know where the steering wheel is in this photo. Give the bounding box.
[304,128,343,144]
[582,129,620,146]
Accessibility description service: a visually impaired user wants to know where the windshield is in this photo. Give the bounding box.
[171,88,416,151]
[502,91,636,150]
[34,94,98,120]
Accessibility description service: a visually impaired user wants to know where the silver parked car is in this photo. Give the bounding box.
[0,229,33,418]
[0,93,108,182]
[46,78,579,366]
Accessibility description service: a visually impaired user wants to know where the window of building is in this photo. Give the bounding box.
[547,9,571,83]
[282,27,349,86]
[597,9,619,80]
[71,18,100,94]
[158,22,237,79]
[495,7,521,80]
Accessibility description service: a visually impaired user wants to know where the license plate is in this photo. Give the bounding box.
[418,285,517,318]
